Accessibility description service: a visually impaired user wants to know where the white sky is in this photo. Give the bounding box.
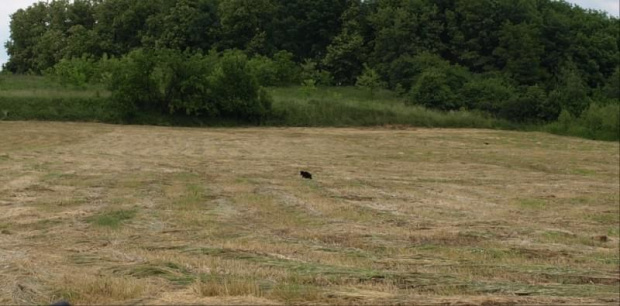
[1,0,619,69]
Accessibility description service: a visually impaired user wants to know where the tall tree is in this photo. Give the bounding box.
[494,21,545,85]
[323,0,370,85]
[368,0,444,83]
[93,0,165,56]
[217,0,278,55]
[5,2,51,73]
[145,0,220,51]
[273,0,348,60]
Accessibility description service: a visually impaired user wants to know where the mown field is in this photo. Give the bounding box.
[0,121,618,305]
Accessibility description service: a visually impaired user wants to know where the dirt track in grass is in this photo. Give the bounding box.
[0,121,618,305]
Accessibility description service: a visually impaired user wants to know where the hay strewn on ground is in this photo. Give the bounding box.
[0,122,618,305]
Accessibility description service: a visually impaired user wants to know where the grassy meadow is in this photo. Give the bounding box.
[2,75,617,142]
[0,121,618,305]
[0,75,516,129]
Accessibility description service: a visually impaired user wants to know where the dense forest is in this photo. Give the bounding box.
[2,0,619,133]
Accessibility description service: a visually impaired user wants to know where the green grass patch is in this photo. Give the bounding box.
[34,198,88,213]
[267,86,515,129]
[122,263,195,285]
[194,274,263,297]
[538,231,605,247]
[608,227,620,237]
[173,184,206,209]
[544,104,620,141]
[12,219,65,232]
[569,197,591,205]
[0,76,617,142]
[0,222,12,235]
[86,209,137,228]
[571,168,598,176]
[0,96,117,122]
[268,283,322,302]
[518,198,547,209]
[541,231,577,243]
[588,212,620,225]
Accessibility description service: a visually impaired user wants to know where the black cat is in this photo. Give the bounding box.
[300,171,312,179]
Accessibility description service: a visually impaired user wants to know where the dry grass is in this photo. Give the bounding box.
[0,121,618,305]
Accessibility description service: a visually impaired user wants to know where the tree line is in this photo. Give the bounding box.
[3,0,619,125]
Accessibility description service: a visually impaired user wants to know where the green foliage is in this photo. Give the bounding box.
[108,49,161,118]
[209,51,272,122]
[547,63,591,117]
[248,51,300,86]
[409,68,457,111]
[145,0,219,51]
[385,53,455,92]
[157,49,218,116]
[322,0,370,85]
[300,60,333,86]
[4,2,53,73]
[408,60,470,111]
[217,0,278,54]
[300,79,318,98]
[579,103,620,140]
[248,56,279,86]
[369,0,444,83]
[602,67,620,101]
[459,77,515,115]
[2,75,616,141]
[272,51,300,85]
[2,0,619,133]
[494,21,546,85]
[545,103,619,141]
[273,0,349,60]
[0,96,117,122]
[385,55,417,91]
[323,32,364,85]
[86,209,137,228]
[501,85,548,122]
[45,56,98,89]
[267,86,514,129]
[109,49,272,122]
[355,64,384,99]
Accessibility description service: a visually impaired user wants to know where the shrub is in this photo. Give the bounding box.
[93,54,122,86]
[539,62,592,122]
[409,68,458,110]
[407,55,470,111]
[300,60,333,86]
[0,96,116,122]
[580,102,620,140]
[247,51,300,86]
[209,51,272,122]
[355,64,384,99]
[602,67,620,101]
[387,55,417,90]
[46,56,98,89]
[108,49,161,118]
[400,53,462,91]
[158,49,217,116]
[459,77,515,115]
[108,49,272,123]
[545,102,619,141]
[248,55,279,86]
[272,50,300,85]
[500,85,547,122]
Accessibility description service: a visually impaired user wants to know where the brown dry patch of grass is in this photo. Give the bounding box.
[50,274,154,304]
[0,121,618,305]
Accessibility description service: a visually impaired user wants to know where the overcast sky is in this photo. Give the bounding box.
[1,0,619,68]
